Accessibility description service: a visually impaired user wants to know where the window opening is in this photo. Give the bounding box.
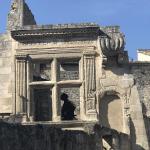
[59,60,79,81]
[32,61,51,81]
[34,88,52,121]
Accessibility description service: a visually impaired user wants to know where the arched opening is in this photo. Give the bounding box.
[99,93,123,132]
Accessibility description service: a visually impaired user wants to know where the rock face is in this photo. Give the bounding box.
[0,0,150,150]
[0,34,12,116]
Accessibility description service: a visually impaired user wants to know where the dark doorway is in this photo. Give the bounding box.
[34,88,52,121]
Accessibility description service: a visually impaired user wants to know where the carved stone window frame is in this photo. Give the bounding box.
[15,50,98,123]
[26,54,83,122]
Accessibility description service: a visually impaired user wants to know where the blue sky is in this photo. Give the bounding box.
[0,0,150,60]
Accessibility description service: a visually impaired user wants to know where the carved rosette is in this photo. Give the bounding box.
[15,55,28,114]
[83,52,97,116]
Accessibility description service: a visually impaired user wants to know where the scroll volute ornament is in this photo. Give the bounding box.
[100,30,125,56]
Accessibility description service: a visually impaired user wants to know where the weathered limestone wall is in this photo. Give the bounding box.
[0,121,131,150]
[98,65,130,133]
[7,0,36,31]
[129,85,149,149]
[0,34,12,116]
[99,95,123,132]
[98,63,149,149]
[131,63,150,146]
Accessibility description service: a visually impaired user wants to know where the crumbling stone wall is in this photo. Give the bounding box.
[7,0,36,31]
[131,63,150,145]
[0,122,96,150]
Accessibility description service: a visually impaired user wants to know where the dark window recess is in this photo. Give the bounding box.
[34,88,52,121]
[33,62,51,81]
[59,60,79,80]
[60,87,80,120]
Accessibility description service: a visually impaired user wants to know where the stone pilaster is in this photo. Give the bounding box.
[83,52,97,120]
[121,93,131,135]
[15,55,27,115]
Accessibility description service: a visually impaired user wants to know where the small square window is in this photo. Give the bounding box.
[32,61,51,81]
[59,60,79,81]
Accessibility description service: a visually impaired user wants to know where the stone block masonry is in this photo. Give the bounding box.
[0,34,12,114]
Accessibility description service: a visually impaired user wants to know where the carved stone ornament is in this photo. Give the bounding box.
[100,28,125,56]
[7,1,20,30]
[84,54,96,113]
[11,2,17,11]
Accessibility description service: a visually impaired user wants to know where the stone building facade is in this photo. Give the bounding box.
[137,50,150,61]
[0,0,149,150]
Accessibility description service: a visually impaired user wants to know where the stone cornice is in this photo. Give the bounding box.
[11,23,101,41]
[130,62,150,66]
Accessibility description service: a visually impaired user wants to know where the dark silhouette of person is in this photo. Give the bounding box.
[61,93,76,120]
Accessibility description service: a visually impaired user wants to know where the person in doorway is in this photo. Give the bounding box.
[61,93,76,120]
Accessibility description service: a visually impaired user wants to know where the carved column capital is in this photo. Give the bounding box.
[15,54,28,60]
[83,51,96,57]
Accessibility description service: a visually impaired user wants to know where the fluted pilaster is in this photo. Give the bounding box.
[15,55,27,114]
[83,52,97,120]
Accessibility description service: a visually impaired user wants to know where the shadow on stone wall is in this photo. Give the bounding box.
[130,117,146,150]
[99,94,123,132]
[143,115,150,148]
[0,120,147,150]
[0,121,95,150]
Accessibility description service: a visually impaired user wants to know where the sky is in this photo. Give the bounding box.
[0,0,150,60]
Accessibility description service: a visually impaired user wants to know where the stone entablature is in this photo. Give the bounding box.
[11,24,99,40]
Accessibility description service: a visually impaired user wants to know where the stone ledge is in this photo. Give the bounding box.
[12,23,99,31]
[11,23,101,41]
